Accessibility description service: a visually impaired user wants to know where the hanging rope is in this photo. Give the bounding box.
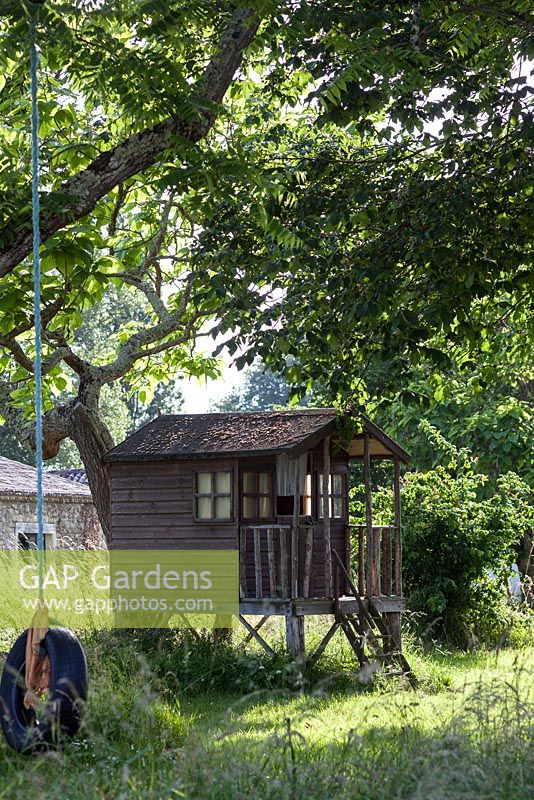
[24,1,51,709]
[29,2,44,564]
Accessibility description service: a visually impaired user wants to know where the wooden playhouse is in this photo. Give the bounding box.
[103,409,412,674]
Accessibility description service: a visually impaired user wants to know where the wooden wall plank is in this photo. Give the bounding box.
[110,526,237,539]
[111,476,193,490]
[303,526,313,598]
[111,538,235,550]
[111,501,190,514]
[280,528,289,598]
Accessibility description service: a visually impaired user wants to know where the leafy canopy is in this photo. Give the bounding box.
[0,1,532,437]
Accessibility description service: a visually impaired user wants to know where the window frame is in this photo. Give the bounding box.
[317,470,347,520]
[15,522,56,550]
[193,470,234,522]
[240,470,275,521]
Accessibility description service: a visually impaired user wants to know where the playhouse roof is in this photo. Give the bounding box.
[104,409,409,463]
[0,456,93,499]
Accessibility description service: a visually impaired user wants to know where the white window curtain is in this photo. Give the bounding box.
[275,453,307,496]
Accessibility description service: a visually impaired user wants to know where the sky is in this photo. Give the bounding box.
[180,356,242,412]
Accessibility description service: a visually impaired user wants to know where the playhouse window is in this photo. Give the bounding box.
[241,471,273,519]
[195,471,232,520]
[318,473,345,519]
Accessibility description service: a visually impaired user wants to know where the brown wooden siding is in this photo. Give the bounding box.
[110,459,238,550]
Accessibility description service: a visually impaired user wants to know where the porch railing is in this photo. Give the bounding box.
[240,524,402,601]
[240,524,335,600]
[349,525,402,597]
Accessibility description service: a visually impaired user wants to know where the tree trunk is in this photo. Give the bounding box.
[35,395,115,545]
[68,403,114,545]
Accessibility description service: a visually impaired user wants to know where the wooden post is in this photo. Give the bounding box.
[239,526,247,598]
[390,458,403,652]
[302,526,313,598]
[372,526,380,595]
[280,528,289,598]
[333,552,340,621]
[383,526,392,594]
[345,522,351,597]
[285,614,305,658]
[393,459,402,596]
[253,527,262,599]
[387,612,402,653]
[357,526,365,595]
[363,433,374,595]
[323,436,332,597]
[380,527,388,594]
[286,457,305,658]
[291,459,300,599]
[267,527,277,597]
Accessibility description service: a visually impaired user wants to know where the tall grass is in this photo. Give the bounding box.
[0,624,532,799]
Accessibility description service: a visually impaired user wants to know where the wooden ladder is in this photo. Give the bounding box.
[331,550,417,687]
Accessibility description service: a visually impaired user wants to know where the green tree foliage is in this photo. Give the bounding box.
[69,287,185,430]
[0,424,34,465]
[0,0,262,536]
[202,114,533,403]
[0,286,185,467]
[375,339,533,490]
[347,315,534,489]
[1,2,533,536]
[402,466,532,646]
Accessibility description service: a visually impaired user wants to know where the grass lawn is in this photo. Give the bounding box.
[0,623,532,800]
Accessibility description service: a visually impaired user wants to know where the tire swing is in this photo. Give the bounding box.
[0,1,88,754]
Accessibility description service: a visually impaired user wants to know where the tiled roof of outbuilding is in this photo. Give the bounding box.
[48,468,89,486]
[0,456,92,498]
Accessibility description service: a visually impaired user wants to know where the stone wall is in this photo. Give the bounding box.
[0,494,105,549]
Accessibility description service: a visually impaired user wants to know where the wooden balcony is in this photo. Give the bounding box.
[350,524,402,597]
[240,524,339,601]
[239,523,402,606]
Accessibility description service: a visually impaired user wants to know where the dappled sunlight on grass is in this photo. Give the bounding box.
[0,627,532,799]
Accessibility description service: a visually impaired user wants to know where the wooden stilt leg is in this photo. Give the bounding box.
[285,615,305,658]
[386,612,402,652]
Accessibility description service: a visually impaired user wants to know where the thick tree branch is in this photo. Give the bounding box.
[0,336,34,372]
[98,304,209,384]
[0,6,260,278]
[132,328,212,360]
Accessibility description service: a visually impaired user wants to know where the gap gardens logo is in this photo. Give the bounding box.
[0,549,238,630]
